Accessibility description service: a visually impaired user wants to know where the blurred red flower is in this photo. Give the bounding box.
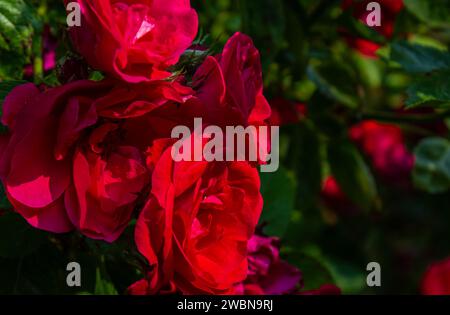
[341,0,404,57]
[421,258,450,295]
[66,0,198,82]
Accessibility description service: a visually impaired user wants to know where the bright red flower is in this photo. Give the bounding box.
[131,137,263,294]
[0,79,193,242]
[235,235,302,295]
[421,258,450,295]
[349,120,414,185]
[341,0,404,57]
[66,0,198,83]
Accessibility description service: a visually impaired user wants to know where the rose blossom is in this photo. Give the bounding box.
[0,78,193,242]
[66,0,198,83]
[191,33,272,164]
[192,33,271,128]
[129,136,263,294]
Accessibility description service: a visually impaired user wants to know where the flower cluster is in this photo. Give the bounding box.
[0,0,323,295]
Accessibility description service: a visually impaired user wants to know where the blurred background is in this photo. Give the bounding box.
[0,0,449,294]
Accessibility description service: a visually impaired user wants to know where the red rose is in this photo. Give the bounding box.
[67,0,198,83]
[24,25,57,78]
[192,33,271,127]
[349,120,414,185]
[132,137,263,294]
[0,79,192,241]
[191,33,272,164]
[235,235,302,295]
[341,0,404,57]
[421,258,450,295]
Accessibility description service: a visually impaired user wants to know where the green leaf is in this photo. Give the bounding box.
[0,0,35,79]
[294,123,323,210]
[406,71,450,108]
[338,11,386,45]
[286,249,334,291]
[413,137,450,194]
[89,71,105,82]
[94,256,118,295]
[259,166,296,238]
[404,0,450,28]
[0,212,46,258]
[307,63,359,109]
[0,0,33,50]
[287,246,366,294]
[320,256,366,294]
[390,41,450,73]
[327,140,378,211]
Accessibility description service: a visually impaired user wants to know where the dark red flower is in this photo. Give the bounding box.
[192,33,271,127]
[235,235,302,295]
[349,120,414,185]
[131,137,263,294]
[0,79,193,241]
[422,258,450,295]
[66,0,198,82]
